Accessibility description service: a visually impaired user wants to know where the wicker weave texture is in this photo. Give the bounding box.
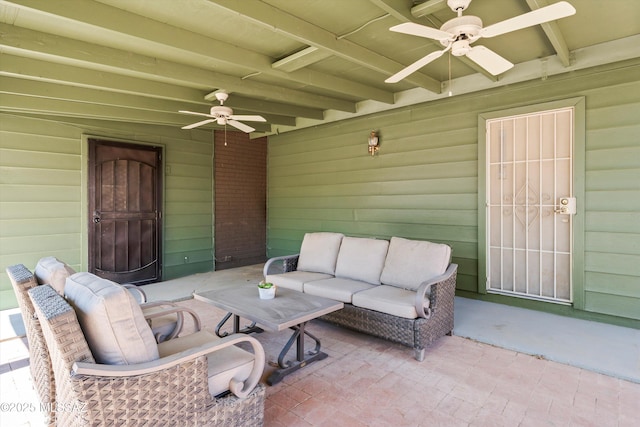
[6,264,56,426]
[321,267,458,355]
[29,284,265,426]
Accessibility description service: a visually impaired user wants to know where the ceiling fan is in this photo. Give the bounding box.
[179,91,266,133]
[385,0,576,83]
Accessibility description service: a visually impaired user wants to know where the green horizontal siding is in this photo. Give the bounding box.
[584,292,640,320]
[0,114,213,310]
[268,108,479,292]
[586,272,640,299]
[582,76,640,320]
[0,116,81,309]
[267,59,640,325]
[586,212,640,233]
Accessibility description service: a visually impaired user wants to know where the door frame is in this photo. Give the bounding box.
[478,97,586,309]
[80,135,166,279]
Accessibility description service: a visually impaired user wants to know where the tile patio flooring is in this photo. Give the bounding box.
[1,265,638,426]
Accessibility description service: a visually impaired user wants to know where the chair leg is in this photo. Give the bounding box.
[414,348,425,362]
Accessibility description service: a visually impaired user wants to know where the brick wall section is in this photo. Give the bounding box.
[214,130,267,270]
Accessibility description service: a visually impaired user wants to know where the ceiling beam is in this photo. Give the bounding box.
[209,0,442,93]
[410,0,449,18]
[369,0,416,22]
[525,0,571,67]
[271,47,332,72]
[0,25,356,113]
[0,93,272,132]
[0,76,192,114]
[0,53,202,102]
[278,36,640,135]
[204,92,324,120]
[8,77,299,126]
[0,53,354,121]
[1,0,392,104]
[371,0,498,81]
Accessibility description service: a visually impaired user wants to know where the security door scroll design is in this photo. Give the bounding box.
[486,108,574,304]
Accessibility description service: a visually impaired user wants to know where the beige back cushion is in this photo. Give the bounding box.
[380,237,451,290]
[34,256,76,295]
[65,272,159,365]
[296,232,344,275]
[334,237,389,285]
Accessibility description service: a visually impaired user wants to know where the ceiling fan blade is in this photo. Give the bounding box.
[182,119,216,130]
[465,45,513,75]
[227,120,256,133]
[481,1,576,38]
[229,114,267,122]
[179,110,213,118]
[385,49,446,83]
[389,22,452,42]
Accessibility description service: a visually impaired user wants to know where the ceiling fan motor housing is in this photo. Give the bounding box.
[210,105,233,117]
[439,15,482,47]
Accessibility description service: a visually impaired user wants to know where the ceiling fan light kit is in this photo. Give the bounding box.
[385,0,576,84]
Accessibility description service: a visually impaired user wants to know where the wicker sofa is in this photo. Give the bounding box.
[264,232,458,361]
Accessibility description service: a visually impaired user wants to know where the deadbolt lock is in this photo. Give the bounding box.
[554,197,576,214]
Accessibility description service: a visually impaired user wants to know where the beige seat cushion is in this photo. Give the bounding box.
[266,271,333,292]
[380,237,451,290]
[352,285,430,319]
[296,232,344,275]
[158,330,255,397]
[334,237,389,285]
[65,272,159,365]
[304,277,376,303]
[34,256,76,295]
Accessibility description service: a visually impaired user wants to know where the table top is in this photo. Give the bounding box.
[194,285,344,332]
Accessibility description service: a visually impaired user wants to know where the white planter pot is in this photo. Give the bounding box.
[258,286,276,300]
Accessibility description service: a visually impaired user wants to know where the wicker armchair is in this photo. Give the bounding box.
[29,284,265,426]
[34,256,183,343]
[6,264,55,426]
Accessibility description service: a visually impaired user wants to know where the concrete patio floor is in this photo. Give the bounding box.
[1,264,638,426]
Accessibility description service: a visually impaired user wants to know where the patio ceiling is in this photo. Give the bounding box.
[1,0,639,136]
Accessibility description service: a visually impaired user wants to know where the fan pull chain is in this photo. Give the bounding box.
[448,50,453,97]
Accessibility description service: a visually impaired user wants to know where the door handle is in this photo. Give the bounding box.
[554,197,576,215]
[93,210,101,223]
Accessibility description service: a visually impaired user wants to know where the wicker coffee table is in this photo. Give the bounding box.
[194,285,343,385]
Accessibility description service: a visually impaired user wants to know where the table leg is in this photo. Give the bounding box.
[267,321,328,385]
[215,312,263,337]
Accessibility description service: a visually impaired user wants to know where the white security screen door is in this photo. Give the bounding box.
[486,107,574,304]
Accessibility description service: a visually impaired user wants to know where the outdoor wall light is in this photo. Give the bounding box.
[368,130,380,156]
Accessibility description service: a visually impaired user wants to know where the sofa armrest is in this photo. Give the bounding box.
[72,333,265,399]
[263,254,300,276]
[414,263,458,318]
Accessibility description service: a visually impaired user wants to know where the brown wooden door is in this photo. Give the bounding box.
[88,139,162,284]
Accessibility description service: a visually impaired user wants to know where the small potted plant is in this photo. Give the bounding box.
[258,281,276,299]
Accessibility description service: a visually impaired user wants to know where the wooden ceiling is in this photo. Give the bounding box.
[1,0,639,135]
